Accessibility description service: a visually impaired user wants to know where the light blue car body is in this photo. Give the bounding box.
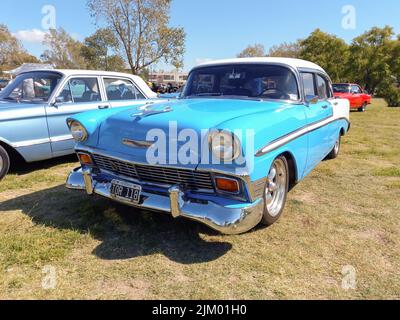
[0,70,158,166]
[66,58,351,234]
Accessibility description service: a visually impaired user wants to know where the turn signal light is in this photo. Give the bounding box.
[78,153,93,165]
[215,177,239,193]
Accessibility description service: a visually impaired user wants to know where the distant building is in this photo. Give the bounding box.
[148,70,188,86]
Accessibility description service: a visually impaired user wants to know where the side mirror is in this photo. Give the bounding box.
[51,96,65,107]
[306,95,319,105]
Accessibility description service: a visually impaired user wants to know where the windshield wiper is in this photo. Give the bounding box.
[1,97,17,101]
[192,92,224,97]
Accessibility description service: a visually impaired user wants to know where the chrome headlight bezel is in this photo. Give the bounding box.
[68,120,88,142]
[208,130,242,162]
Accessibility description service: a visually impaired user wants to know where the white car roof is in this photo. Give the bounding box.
[23,69,158,98]
[195,57,326,73]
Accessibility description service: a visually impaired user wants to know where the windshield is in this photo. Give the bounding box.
[0,71,62,103]
[183,64,299,101]
[333,84,350,93]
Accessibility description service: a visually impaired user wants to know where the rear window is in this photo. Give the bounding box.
[333,84,350,93]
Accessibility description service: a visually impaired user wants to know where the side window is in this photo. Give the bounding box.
[104,78,140,101]
[316,74,328,100]
[301,73,316,97]
[57,77,101,104]
[351,85,362,94]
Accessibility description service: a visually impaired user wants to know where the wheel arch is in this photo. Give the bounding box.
[0,139,26,163]
[278,151,298,191]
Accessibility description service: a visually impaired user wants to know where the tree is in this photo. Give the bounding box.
[0,24,39,73]
[298,29,349,83]
[41,27,86,69]
[81,28,126,71]
[87,0,185,75]
[237,43,266,58]
[348,26,395,94]
[268,41,301,58]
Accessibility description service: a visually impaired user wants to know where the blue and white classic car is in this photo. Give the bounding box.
[0,69,157,180]
[66,58,350,235]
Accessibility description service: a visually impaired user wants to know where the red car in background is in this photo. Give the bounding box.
[333,83,372,112]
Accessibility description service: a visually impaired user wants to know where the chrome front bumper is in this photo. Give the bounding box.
[66,167,264,235]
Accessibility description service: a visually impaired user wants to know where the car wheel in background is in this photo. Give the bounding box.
[0,145,10,181]
[326,133,342,160]
[358,102,367,112]
[261,156,289,226]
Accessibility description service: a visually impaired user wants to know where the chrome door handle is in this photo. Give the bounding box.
[98,105,110,109]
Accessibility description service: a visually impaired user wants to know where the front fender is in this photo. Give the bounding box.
[66,106,140,147]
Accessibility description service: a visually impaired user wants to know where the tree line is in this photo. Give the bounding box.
[238,27,400,107]
[0,0,185,79]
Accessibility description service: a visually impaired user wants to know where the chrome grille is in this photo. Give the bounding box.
[91,154,214,190]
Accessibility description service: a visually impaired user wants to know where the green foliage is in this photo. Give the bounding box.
[41,28,86,69]
[237,43,266,58]
[348,26,395,94]
[0,24,39,73]
[377,81,400,107]
[87,0,186,74]
[81,28,126,71]
[268,41,301,58]
[298,29,349,83]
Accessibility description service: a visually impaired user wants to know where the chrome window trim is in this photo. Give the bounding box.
[101,75,148,101]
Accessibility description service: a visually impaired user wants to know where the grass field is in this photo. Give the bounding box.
[0,99,399,299]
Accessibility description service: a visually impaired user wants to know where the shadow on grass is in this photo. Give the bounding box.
[8,154,78,175]
[0,185,232,264]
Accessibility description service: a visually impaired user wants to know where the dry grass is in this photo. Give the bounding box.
[0,99,399,300]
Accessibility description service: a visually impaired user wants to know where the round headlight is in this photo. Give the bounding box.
[209,130,241,162]
[69,121,88,142]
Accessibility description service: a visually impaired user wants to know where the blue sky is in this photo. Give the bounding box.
[1,0,399,71]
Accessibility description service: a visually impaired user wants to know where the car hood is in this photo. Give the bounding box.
[93,98,284,168]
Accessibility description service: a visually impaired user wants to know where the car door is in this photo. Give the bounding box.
[102,77,153,109]
[301,72,334,174]
[350,85,363,107]
[46,76,109,156]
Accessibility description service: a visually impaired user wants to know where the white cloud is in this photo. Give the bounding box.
[13,29,48,43]
[195,58,213,66]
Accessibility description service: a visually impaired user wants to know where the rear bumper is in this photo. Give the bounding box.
[66,167,264,235]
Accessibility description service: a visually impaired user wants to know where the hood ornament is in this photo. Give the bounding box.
[132,104,173,120]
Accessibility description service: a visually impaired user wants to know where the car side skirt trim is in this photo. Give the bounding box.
[256,117,350,157]
[12,135,73,148]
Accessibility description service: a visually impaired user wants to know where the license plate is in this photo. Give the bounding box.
[110,180,142,204]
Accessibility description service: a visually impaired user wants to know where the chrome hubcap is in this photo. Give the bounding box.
[0,156,3,173]
[265,159,287,217]
[334,137,340,154]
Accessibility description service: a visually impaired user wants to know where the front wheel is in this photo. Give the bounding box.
[0,145,10,181]
[358,102,367,112]
[261,156,289,226]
